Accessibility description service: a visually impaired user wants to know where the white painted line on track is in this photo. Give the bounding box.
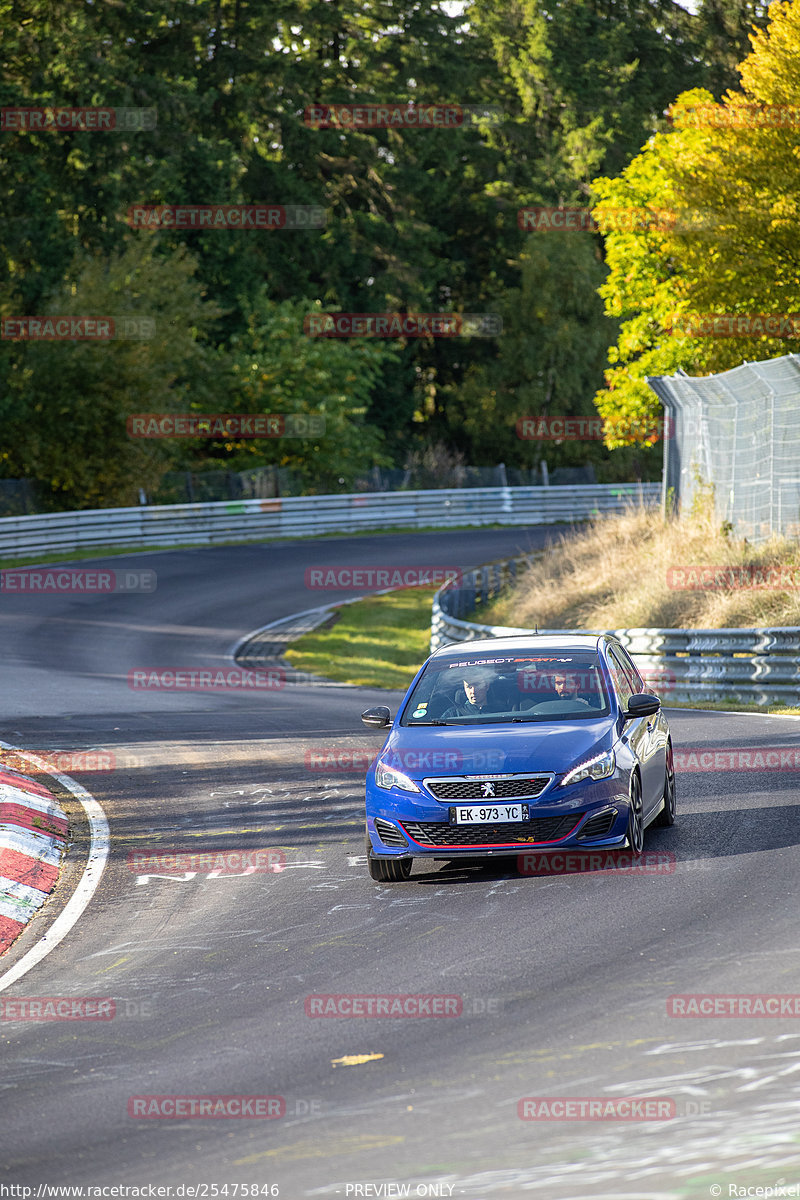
[0,742,110,993]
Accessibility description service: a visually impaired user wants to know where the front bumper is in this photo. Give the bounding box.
[365,774,629,859]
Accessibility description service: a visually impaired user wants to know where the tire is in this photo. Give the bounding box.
[655,741,676,827]
[624,772,644,857]
[366,838,412,882]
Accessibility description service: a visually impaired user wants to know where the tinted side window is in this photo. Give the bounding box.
[607,649,634,706]
[615,645,644,693]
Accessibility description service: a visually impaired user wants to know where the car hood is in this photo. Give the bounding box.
[380,718,616,779]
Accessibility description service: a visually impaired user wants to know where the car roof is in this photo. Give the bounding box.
[430,634,616,660]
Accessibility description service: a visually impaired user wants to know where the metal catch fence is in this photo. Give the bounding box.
[649,352,800,544]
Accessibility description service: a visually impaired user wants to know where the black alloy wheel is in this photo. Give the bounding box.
[656,741,676,827]
[625,772,645,857]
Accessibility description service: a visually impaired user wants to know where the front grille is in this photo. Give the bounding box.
[400,814,582,848]
[424,775,552,801]
[374,818,409,848]
[578,809,617,839]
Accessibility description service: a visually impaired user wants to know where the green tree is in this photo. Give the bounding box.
[220,295,397,493]
[593,0,800,444]
[438,235,611,460]
[471,0,713,193]
[695,0,772,96]
[0,240,221,508]
[1,0,514,471]
[433,230,660,477]
[1,0,777,500]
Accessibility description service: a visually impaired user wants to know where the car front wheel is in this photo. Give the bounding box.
[366,839,412,882]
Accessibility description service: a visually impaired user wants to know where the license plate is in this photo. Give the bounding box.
[450,803,528,825]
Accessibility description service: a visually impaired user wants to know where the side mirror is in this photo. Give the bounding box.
[361,705,392,729]
[624,692,661,720]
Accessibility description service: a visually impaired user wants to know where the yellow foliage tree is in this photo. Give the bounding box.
[591,0,800,447]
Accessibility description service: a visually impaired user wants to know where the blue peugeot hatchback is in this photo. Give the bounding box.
[361,635,675,881]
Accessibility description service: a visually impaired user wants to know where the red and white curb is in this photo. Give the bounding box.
[0,767,69,953]
[0,745,109,992]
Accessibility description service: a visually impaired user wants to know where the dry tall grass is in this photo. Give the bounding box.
[484,500,800,630]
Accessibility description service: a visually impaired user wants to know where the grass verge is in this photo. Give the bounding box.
[284,587,435,690]
[480,496,800,629]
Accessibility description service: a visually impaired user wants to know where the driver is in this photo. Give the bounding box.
[442,667,496,717]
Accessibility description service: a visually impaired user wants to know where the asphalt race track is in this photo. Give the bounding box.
[2,526,800,1199]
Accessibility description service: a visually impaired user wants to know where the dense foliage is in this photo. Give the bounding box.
[0,0,771,505]
[593,0,797,444]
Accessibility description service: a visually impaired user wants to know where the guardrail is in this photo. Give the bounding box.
[431,558,800,706]
[0,482,659,559]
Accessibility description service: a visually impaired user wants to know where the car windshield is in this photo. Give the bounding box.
[400,651,611,725]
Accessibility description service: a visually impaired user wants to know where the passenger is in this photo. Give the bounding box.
[553,670,580,700]
[553,668,592,707]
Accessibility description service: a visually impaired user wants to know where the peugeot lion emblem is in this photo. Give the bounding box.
[481,781,496,798]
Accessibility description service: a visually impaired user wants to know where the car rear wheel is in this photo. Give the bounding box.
[366,839,412,882]
[624,772,644,857]
[655,742,676,827]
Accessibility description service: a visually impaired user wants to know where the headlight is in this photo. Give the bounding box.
[561,749,616,787]
[375,761,421,792]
